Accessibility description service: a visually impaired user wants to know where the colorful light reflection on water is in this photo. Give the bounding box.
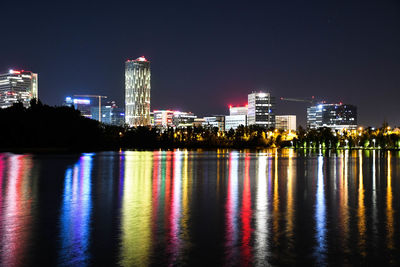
[59,153,93,266]
[0,150,399,266]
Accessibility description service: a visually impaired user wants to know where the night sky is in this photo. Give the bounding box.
[1,0,399,127]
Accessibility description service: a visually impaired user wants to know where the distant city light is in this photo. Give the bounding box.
[257,93,267,98]
[136,56,147,62]
[73,99,91,105]
[9,69,21,74]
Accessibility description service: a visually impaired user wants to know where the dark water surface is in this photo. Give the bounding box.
[0,149,400,266]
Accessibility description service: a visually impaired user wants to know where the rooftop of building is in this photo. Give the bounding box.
[126,56,149,62]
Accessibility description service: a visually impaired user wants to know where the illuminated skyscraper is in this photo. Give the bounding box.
[247,91,275,128]
[307,103,357,130]
[125,56,151,126]
[0,70,38,108]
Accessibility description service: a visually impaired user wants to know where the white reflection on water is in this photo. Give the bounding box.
[254,154,268,266]
[315,155,326,264]
[286,149,295,243]
[169,150,182,263]
[225,151,239,264]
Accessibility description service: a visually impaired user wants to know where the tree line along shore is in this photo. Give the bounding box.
[1,100,399,152]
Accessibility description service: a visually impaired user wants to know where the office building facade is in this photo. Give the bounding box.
[153,110,175,128]
[276,115,296,131]
[0,70,38,108]
[203,116,225,131]
[173,111,196,128]
[153,110,196,128]
[225,115,247,131]
[64,97,92,118]
[247,91,275,128]
[91,101,125,126]
[307,103,357,130]
[229,105,248,116]
[125,57,151,126]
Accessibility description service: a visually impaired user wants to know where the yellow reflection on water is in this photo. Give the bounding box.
[286,149,295,240]
[339,150,349,252]
[372,151,377,236]
[119,152,153,267]
[357,151,366,256]
[181,150,190,244]
[273,151,279,244]
[386,151,393,250]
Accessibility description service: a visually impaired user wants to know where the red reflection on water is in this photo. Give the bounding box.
[164,151,172,231]
[0,155,4,229]
[1,155,33,267]
[240,153,252,265]
[152,151,161,229]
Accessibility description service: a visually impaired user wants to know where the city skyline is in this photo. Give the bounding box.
[1,1,399,127]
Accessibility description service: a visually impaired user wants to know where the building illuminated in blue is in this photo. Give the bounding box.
[64,97,92,118]
[307,103,357,130]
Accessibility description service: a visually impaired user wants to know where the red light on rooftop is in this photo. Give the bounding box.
[136,56,147,62]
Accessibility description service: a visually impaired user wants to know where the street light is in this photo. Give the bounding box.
[372,138,376,148]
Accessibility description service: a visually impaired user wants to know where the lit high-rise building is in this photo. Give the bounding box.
[125,56,151,126]
[307,103,357,130]
[247,91,275,128]
[0,69,38,108]
[225,105,248,131]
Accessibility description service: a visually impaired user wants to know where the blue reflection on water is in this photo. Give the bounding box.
[315,155,326,264]
[59,154,93,266]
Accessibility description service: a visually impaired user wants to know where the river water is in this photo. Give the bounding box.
[0,149,399,266]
